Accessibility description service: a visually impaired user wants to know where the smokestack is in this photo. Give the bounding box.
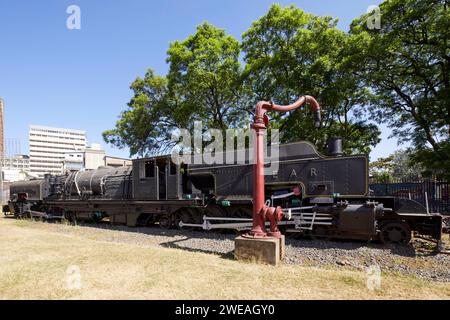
[327,137,343,156]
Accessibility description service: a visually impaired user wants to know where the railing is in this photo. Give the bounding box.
[369,179,450,215]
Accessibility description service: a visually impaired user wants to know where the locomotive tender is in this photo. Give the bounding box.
[5,139,444,245]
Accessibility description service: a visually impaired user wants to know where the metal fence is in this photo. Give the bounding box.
[369,179,450,215]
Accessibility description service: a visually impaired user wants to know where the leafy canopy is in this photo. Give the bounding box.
[370,149,424,183]
[167,22,249,132]
[103,70,172,157]
[241,4,380,154]
[103,1,449,169]
[104,23,249,156]
[350,0,450,177]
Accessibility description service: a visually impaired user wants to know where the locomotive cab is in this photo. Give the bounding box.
[132,156,181,200]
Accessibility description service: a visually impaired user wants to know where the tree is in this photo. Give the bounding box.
[103,70,175,157]
[166,22,249,132]
[104,23,248,157]
[241,4,381,154]
[350,0,450,177]
[105,7,384,157]
[370,149,423,182]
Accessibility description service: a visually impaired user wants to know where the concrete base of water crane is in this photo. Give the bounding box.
[234,235,285,266]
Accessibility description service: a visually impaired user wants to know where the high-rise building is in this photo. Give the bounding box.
[0,98,4,204]
[29,125,86,177]
[3,154,30,171]
[0,98,4,160]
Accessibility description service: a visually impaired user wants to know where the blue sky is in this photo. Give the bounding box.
[1,0,400,160]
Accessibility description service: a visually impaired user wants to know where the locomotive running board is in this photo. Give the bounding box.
[179,219,296,231]
[283,208,333,231]
[179,216,294,231]
[178,214,332,231]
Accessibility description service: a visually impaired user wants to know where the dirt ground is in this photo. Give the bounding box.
[0,216,449,300]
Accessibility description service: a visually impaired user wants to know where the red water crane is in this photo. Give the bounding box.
[245,96,321,238]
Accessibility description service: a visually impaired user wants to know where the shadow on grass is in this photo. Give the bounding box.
[158,236,236,260]
[76,221,424,258]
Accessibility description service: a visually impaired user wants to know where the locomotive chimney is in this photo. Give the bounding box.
[327,137,343,156]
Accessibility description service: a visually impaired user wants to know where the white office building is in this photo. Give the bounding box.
[29,125,87,177]
[2,154,30,171]
[63,143,132,172]
[1,154,33,182]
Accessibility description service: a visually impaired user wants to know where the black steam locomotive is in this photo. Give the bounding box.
[4,139,444,245]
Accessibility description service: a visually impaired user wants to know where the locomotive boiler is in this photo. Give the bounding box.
[5,139,444,245]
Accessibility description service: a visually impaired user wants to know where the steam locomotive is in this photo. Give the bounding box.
[4,138,444,245]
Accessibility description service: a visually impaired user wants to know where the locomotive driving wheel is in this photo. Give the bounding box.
[159,215,172,229]
[380,222,411,245]
[173,210,193,229]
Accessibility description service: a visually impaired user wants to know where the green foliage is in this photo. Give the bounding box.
[104,23,248,156]
[350,0,450,176]
[104,5,383,157]
[241,4,380,154]
[371,170,394,184]
[411,141,450,179]
[103,70,174,156]
[103,23,249,156]
[166,22,249,132]
[370,149,424,182]
[104,1,449,169]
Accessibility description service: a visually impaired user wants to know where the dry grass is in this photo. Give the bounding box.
[0,216,449,300]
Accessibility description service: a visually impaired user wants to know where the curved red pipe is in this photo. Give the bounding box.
[246,95,321,239]
[256,95,320,116]
[255,96,321,128]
